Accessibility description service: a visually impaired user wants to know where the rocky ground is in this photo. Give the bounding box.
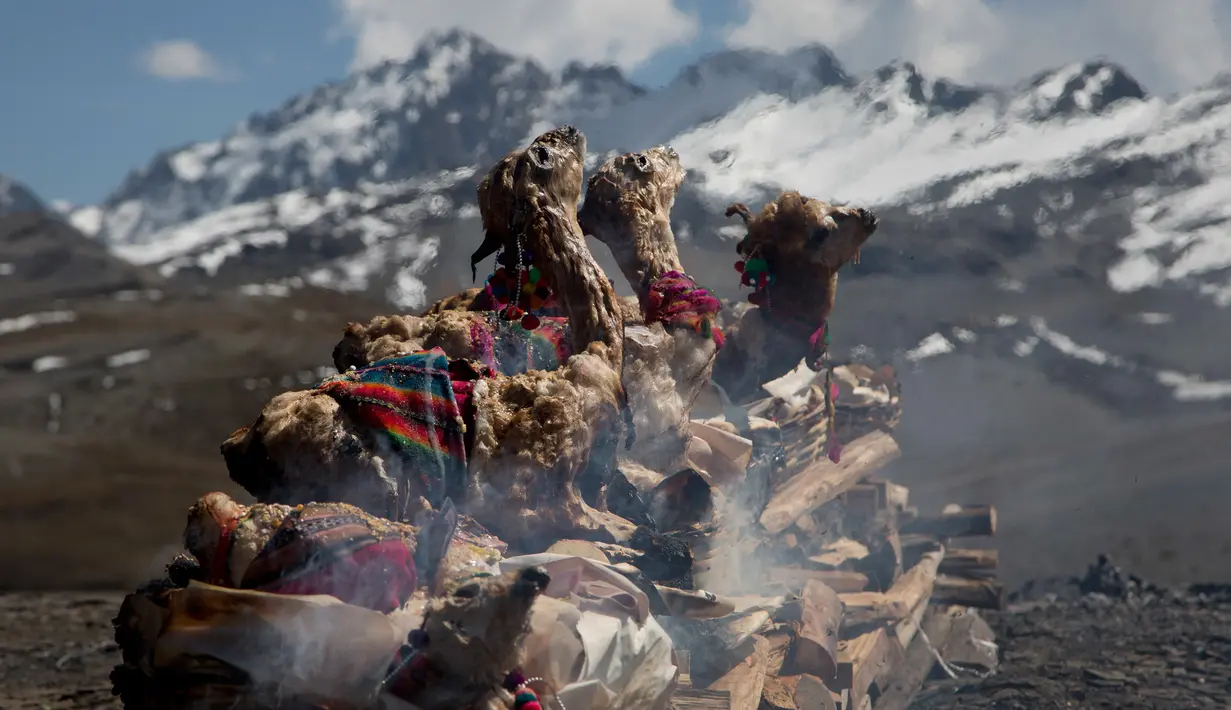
[913,558,1231,709]
[3,558,1228,709]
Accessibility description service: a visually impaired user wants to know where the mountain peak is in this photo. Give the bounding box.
[1016,60,1147,119]
[673,44,850,96]
[0,175,46,217]
[859,60,991,117]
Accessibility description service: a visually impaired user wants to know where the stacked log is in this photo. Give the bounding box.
[668,415,1003,710]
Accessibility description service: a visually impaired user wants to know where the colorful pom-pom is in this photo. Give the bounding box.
[745,257,768,274]
[734,260,745,273]
[521,313,540,330]
[528,267,541,283]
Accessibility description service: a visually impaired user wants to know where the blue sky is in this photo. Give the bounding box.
[0,0,737,206]
[2,0,1225,207]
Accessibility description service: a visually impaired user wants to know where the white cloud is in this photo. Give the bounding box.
[332,0,700,72]
[137,40,226,81]
[726,0,1231,95]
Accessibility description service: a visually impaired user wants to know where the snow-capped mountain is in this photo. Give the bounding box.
[0,175,46,216]
[53,30,1231,406]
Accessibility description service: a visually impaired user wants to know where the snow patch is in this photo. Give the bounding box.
[32,355,68,373]
[906,332,954,361]
[106,348,151,368]
[0,310,77,336]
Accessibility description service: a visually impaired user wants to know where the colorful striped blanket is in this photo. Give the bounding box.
[239,504,419,613]
[318,349,467,509]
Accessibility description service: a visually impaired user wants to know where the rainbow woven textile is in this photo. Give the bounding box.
[318,349,467,507]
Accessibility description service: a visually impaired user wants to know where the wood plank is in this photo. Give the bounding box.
[932,575,1005,610]
[767,567,869,593]
[760,431,901,535]
[840,549,944,628]
[707,635,769,710]
[901,505,997,538]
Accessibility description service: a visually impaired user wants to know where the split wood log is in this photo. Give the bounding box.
[790,580,843,683]
[767,567,869,594]
[901,504,997,538]
[840,549,944,629]
[793,675,839,710]
[756,629,800,710]
[707,635,770,710]
[932,575,1005,611]
[835,627,902,710]
[760,431,901,535]
[669,689,731,709]
[808,538,870,569]
[872,608,956,710]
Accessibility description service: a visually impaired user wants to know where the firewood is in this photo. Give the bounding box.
[766,568,869,593]
[901,505,997,538]
[794,580,843,683]
[932,575,1005,610]
[669,688,731,709]
[873,608,956,710]
[840,549,944,629]
[835,627,902,710]
[793,674,839,710]
[707,635,770,710]
[760,431,901,535]
[937,548,998,579]
[808,538,870,569]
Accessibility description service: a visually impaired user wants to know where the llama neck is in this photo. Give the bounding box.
[525,205,624,368]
